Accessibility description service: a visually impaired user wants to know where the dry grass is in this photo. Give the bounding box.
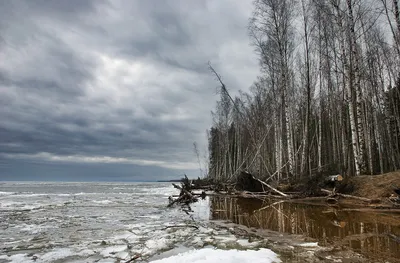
[350,170,400,199]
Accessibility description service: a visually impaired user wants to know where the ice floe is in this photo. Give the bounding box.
[0,182,287,263]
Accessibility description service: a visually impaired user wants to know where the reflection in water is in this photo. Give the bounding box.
[211,197,400,262]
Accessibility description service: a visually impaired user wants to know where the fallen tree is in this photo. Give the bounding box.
[320,188,373,203]
[167,175,203,208]
[167,171,400,209]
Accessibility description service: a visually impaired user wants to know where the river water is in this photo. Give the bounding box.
[0,182,399,262]
[0,182,280,263]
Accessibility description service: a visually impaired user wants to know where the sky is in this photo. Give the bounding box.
[0,0,259,181]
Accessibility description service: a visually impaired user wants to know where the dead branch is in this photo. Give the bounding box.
[161,225,199,230]
[251,175,289,197]
[321,188,372,203]
[168,181,199,208]
[167,194,188,207]
[172,183,193,198]
[124,254,141,263]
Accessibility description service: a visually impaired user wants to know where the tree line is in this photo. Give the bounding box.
[207,0,400,182]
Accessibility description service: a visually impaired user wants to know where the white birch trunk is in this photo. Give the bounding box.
[274,110,282,180]
[333,1,361,176]
[347,0,366,174]
[318,98,323,172]
[374,112,384,174]
[285,99,294,177]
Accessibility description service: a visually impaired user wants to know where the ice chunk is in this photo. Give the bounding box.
[237,239,260,248]
[297,242,319,247]
[0,253,29,263]
[145,237,171,251]
[99,245,127,257]
[93,200,113,204]
[40,248,75,262]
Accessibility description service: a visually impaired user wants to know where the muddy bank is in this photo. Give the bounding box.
[288,171,400,202]
[167,172,400,262]
[187,171,400,208]
[211,220,368,263]
[347,171,400,200]
[210,196,400,263]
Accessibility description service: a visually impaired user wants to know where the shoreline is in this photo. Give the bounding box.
[167,172,400,262]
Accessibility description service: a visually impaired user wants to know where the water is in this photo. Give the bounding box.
[0,182,279,263]
[2,182,399,262]
[211,196,400,262]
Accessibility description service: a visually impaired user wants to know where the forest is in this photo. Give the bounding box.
[206,0,400,182]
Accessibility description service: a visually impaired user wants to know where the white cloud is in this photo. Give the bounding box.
[1,152,198,170]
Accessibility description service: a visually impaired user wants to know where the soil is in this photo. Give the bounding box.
[281,170,400,206]
[349,170,400,199]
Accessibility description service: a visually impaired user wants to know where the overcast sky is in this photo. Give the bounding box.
[0,0,259,181]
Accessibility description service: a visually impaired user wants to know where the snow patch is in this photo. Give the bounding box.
[298,242,319,247]
[150,248,281,263]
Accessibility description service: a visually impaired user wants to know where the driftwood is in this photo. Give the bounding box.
[172,183,193,198]
[168,181,199,208]
[321,188,372,203]
[173,191,206,198]
[166,174,397,212]
[161,224,199,230]
[168,194,188,207]
[251,176,289,197]
[168,173,292,208]
[124,254,141,263]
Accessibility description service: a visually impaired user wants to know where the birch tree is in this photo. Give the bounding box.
[206,0,400,182]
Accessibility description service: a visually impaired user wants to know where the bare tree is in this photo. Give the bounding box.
[206,0,400,182]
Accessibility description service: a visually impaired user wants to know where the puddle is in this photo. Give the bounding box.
[210,196,400,262]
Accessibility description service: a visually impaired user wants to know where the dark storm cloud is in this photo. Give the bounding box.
[0,0,258,178]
